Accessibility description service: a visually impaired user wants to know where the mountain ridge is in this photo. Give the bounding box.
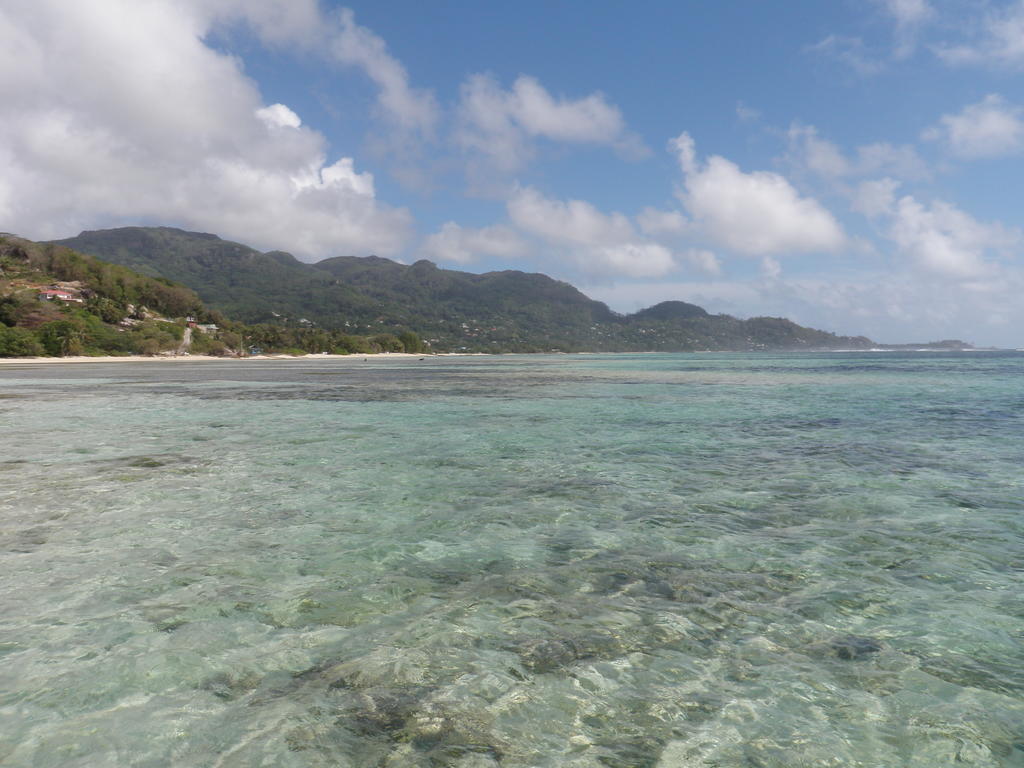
[51,226,962,353]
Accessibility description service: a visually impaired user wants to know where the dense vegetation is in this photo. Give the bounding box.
[0,235,426,357]
[55,227,881,353]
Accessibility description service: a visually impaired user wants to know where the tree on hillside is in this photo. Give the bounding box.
[0,326,44,356]
[39,319,86,356]
[398,330,424,353]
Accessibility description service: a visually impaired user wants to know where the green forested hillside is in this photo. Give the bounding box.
[0,235,200,356]
[0,235,427,357]
[54,227,879,352]
[53,227,379,326]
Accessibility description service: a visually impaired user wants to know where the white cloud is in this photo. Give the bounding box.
[203,0,325,47]
[508,187,635,246]
[857,179,1020,278]
[810,1,932,72]
[456,74,646,175]
[255,103,302,129]
[855,141,929,179]
[0,0,413,259]
[888,195,1019,278]
[786,125,851,178]
[683,248,722,276]
[875,0,933,57]
[330,8,439,136]
[923,94,1024,158]
[877,0,933,27]
[736,102,761,123]
[852,178,902,218]
[419,222,526,265]
[761,256,782,280]
[595,243,676,277]
[139,0,438,131]
[636,207,688,237]
[670,132,845,257]
[936,1,1024,67]
[507,187,676,278]
[786,124,928,181]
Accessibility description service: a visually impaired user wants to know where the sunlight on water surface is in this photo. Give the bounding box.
[1,352,1022,767]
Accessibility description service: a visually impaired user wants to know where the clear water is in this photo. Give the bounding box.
[1,352,1022,767]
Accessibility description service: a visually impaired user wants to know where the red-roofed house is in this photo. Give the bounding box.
[37,289,83,303]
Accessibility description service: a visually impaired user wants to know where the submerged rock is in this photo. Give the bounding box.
[829,635,883,660]
[127,456,165,468]
[571,627,631,660]
[317,647,433,689]
[351,686,430,735]
[514,636,580,673]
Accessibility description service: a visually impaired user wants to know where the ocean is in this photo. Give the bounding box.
[1,352,1022,767]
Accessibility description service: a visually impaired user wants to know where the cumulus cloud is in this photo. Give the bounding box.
[857,179,1020,278]
[0,0,412,259]
[330,8,439,136]
[419,222,527,265]
[852,178,902,218]
[936,1,1024,67]
[810,1,931,72]
[683,248,723,276]
[855,141,930,179]
[877,0,933,27]
[508,187,635,246]
[888,196,1019,277]
[786,125,852,178]
[456,74,646,176]
[875,0,934,57]
[506,187,676,278]
[923,94,1024,157]
[203,0,325,47]
[255,103,303,129]
[670,132,845,257]
[786,124,928,181]
[636,207,688,237]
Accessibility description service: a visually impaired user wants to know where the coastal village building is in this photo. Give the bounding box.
[37,289,82,303]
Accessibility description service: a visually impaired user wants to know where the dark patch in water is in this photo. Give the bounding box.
[829,635,883,660]
[200,670,261,701]
[351,686,429,735]
[513,636,579,673]
[127,456,165,468]
[918,652,1024,696]
[421,743,504,766]
[936,491,983,509]
[594,738,664,768]
[5,526,49,553]
[87,453,192,472]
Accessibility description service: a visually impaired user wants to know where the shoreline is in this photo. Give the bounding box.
[0,352,480,365]
[0,348,1002,366]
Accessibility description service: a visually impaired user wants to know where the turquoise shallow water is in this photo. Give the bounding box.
[1,352,1022,767]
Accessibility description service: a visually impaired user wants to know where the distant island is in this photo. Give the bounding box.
[1,227,972,357]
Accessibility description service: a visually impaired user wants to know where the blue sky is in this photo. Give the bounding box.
[3,1,1024,345]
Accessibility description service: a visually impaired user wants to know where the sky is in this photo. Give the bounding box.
[1,1,1023,346]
